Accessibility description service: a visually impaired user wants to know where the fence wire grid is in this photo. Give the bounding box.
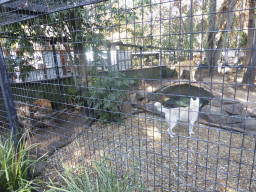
[0,0,256,191]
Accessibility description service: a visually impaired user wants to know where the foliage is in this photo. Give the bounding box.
[0,132,39,192]
[88,70,135,123]
[4,54,35,81]
[61,78,82,106]
[162,67,177,78]
[240,31,247,48]
[1,23,35,80]
[46,154,148,192]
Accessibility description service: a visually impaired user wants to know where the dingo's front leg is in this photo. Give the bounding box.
[179,69,184,80]
[168,117,177,137]
[176,67,183,80]
[188,123,194,136]
[190,70,197,81]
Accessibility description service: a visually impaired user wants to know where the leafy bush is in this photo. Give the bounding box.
[46,155,147,192]
[240,31,247,48]
[88,70,135,123]
[162,67,177,78]
[0,132,39,192]
[5,54,35,81]
[61,78,82,105]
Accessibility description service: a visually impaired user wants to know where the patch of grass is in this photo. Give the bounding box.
[0,132,39,192]
[46,153,148,192]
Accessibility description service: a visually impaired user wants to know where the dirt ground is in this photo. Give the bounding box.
[34,71,256,192]
[37,113,256,191]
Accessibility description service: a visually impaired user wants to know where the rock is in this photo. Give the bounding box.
[226,116,245,124]
[136,91,149,100]
[247,108,256,117]
[222,103,244,115]
[147,93,159,101]
[224,87,234,94]
[237,118,256,135]
[200,105,229,123]
[210,99,240,107]
[120,98,131,115]
[130,93,137,104]
[141,97,148,104]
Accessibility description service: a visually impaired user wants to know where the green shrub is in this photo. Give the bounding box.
[61,78,82,105]
[0,132,39,192]
[162,67,177,78]
[88,70,135,123]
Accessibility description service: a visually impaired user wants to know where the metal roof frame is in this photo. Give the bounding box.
[0,0,107,27]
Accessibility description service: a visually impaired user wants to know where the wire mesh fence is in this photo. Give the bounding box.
[0,0,256,191]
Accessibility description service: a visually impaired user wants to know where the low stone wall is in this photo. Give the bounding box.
[99,66,166,80]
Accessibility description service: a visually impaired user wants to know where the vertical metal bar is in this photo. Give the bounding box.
[140,47,142,69]
[0,44,21,143]
[51,40,62,99]
[116,50,120,71]
[41,51,48,80]
[107,45,111,70]
[159,48,162,79]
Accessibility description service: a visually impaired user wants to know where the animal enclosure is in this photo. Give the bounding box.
[1,0,256,191]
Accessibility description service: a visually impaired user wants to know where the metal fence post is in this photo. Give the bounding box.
[0,44,21,144]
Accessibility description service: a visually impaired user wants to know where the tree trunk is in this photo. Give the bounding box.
[242,42,256,87]
[245,42,256,86]
[242,34,256,87]
[206,0,238,76]
[242,0,255,85]
[206,0,216,76]
[212,0,238,67]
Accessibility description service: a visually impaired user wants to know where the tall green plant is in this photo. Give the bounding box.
[0,133,39,192]
[88,70,135,123]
